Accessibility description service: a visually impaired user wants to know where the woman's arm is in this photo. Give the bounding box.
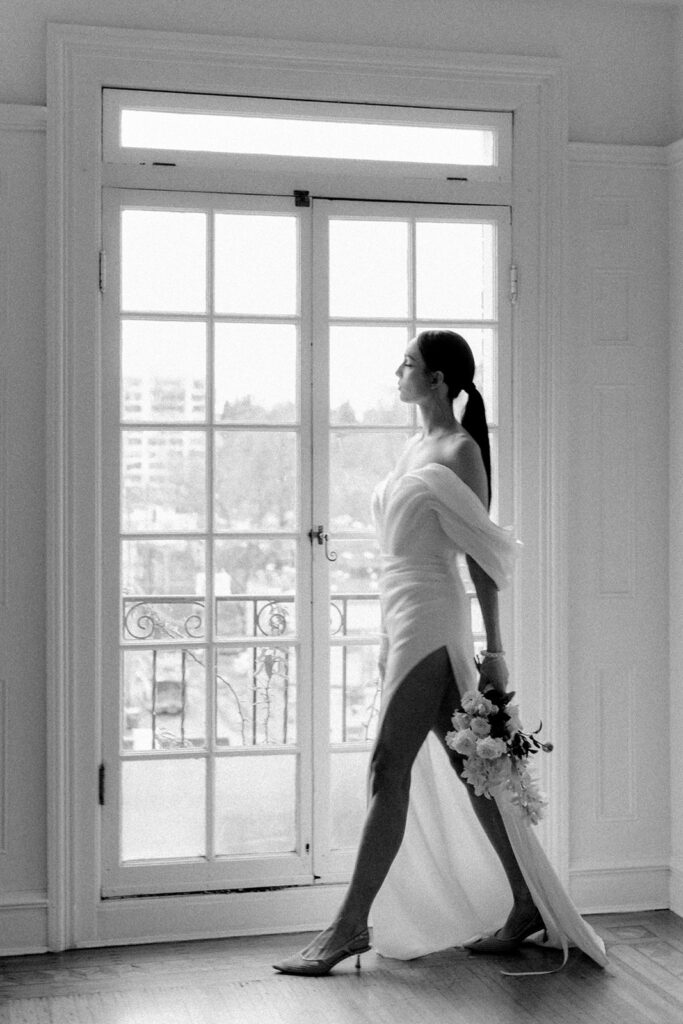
[448,436,509,693]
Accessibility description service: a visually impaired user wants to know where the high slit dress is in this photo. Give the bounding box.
[369,463,607,968]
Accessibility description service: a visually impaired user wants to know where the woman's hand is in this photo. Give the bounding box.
[477,651,509,694]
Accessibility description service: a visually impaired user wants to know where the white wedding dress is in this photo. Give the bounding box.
[369,463,607,968]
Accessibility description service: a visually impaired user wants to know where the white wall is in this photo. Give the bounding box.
[0,108,48,951]
[669,141,683,917]
[567,145,670,910]
[0,0,677,145]
[0,1,678,952]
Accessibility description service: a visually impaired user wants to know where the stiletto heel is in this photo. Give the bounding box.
[273,929,371,976]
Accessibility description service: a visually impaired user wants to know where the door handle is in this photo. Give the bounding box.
[308,525,337,562]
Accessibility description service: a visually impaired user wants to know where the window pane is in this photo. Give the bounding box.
[121,759,205,860]
[121,210,206,314]
[122,539,205,596]
[330,326,411,426]
[329,220,409,318]
[214,431,297,531]
[215,539,296,640]
[330,646,381,744]
[416,221,495,320]
[215,323,297,423]
[122,320,206,423]
[216,646,297,747]
[329,430,410,532]
[122,648,206,751]
[215,754,296,855]
[214,214,297,315]
[330,751,370,850]
[121,109,496,165]
[122,430,205,533]
[329,539,382,598]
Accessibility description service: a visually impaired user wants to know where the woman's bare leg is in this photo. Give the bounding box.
[301,646,457,957]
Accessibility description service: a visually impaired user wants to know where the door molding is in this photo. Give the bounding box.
[47,23,567,949]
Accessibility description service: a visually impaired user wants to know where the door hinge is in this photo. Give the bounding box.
[509,262,518,305]
[98,763,105,806]
[294,189,311,208]
[99,250,107,293]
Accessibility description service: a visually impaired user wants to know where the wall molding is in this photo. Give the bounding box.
[670,861,683,918]
[0,104,47,132]
[666,137,683,168]
[0,892,49,956]
[570,862,670,915]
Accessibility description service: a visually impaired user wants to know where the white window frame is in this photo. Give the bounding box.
[47,23,568,951]
[103,88,511,184]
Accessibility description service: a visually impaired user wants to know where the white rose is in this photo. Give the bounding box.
[476,736,508,760]
[451,711,471,731]
[448,729,478,758]
[470,717,491,737]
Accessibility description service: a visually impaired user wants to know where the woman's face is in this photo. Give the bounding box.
[395,338,431,403]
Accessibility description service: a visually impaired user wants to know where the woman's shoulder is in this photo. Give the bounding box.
[437,433,487,507]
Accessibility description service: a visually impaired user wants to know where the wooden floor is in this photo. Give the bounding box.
[1,911,683,1023]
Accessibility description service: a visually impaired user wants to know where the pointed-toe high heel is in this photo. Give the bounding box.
[463,912,547,955]
[273,929,371,976]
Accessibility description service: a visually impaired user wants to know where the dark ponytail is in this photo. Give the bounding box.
[416,329,492,509]
[461,384,492,510]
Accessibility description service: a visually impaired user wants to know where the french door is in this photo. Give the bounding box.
[100,189,511,897]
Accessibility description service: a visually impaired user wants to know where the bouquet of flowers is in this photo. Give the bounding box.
[445,688,553,824]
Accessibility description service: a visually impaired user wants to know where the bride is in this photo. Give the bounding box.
[274,329,607,976]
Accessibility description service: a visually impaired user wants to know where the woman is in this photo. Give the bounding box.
[274,330,606,975]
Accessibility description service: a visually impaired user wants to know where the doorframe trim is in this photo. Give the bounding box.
[47,23,568,950]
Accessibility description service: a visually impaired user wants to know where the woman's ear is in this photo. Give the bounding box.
[430,369,445,390]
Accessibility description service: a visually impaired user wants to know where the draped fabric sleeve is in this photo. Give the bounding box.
[407,463,521,588]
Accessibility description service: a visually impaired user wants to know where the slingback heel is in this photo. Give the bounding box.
[273,929,371,976]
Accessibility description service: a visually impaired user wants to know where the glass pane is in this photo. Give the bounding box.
[330,598,381,638]
[214,431,297,531]
[329,539,382,598]
[215,539,296,639]
[121,320,206,423]
[331,751,369,850]
[330,326,411,426]
[122,648,206,751]
[216,645,296,747]
[215,754,296,855]
[122,599,205,642]
[122,430,205,533]
[121,758,205,860]
[329,430,410,532]
[415,325,496,424]
[214,214,297,315]
[416,221,495,320]
[215,323,297,423]
[122,539,205,596]
[329,220,409,318]
[330,646,382,744]
[122,109,496,165]
[121,209,206,314]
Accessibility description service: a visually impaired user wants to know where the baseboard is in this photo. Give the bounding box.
[569,862,669,914]
[91,883,349,948]
[670,861,683,917]
[0,891,48,955]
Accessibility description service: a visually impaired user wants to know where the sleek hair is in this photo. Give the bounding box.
[416,329,492,508]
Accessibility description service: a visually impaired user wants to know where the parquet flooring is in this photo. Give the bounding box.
[1,911,682,1023]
